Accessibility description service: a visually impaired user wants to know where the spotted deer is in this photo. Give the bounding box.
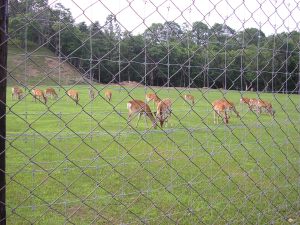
[145,93,161,108]
[67,89,79,105]
[156,98,172,127]
[213,99,240,118]
[240,97,275,116]
[32,89,47,104]
[44,87,58,100]
[12,86,24,100]
[89,89,95,100]
[182,94,195,106]
[249,99,275,116]
[212,101,229,124]
[104,90,112,102]
[127,99,157,128]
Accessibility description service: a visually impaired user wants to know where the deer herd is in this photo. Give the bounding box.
[11,85,275,128]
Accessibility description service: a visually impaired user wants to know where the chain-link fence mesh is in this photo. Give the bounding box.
[1,0,300,224]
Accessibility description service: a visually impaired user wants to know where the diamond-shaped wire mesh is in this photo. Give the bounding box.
[1,0,299,224]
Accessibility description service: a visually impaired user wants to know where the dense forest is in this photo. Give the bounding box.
[8,0,300,92]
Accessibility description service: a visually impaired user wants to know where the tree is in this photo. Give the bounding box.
[192,21,209,45]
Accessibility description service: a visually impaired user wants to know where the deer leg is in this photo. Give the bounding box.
[213,111,215,124]
[136,113,142,127]
[224,111,228,124]
[127,113,132,124]
[144,113,149,127]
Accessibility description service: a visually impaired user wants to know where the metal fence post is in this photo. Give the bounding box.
[0,0,8,224]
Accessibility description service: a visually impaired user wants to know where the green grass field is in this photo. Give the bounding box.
[5,84,300,224]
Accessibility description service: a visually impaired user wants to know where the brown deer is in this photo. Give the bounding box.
[240,97,275,116]
[240,97,256,111]
[89,89,95,100]
[156,98,172,127]
[213,99,240,118]
[12,86,24,100]
[44,87,58,100]
[182,94,195,106]
[249,99,275,116]
[212,101,229,124]
[127,99,157,128]
[104,90,112,102]
[32,89,47,104]
[145,93,161,108]
[67,89,79,105]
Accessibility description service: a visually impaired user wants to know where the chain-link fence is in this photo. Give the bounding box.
[1,0,299,224]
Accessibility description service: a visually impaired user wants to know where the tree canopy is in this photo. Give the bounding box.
[8,0,299,92]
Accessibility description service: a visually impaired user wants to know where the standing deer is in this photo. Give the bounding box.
[32,89,47,104]
[12,86,24,100]
[127,99,157,128]
[212,101,229,124]
[145,93,161,108]
[249,99,275,116]
[104,90,112,102]
[44,87,58,100]
[212,99,240,118]
[240,97,275,116]
[182,94,195,106]
[89,89,95,100]
[67,89,79,105]
[156,98,172,127]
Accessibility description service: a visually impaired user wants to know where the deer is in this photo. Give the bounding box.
[67,89,79,105]
[240,97,275,116]
[156,98,172,128]
[212,101,229,124]
[182,94,195,106]
[145,93,161,108]
[127,99,157,128]
[249,99,275,116]
[32,88,47,104]
[12,86,24,100]
[213,99,240,118]
[89,89,95,100]
[104,90,112,102]
[44,87,58,100]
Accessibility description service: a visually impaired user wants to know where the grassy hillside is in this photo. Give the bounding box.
[7,43,83,86]
[5,84,300,224]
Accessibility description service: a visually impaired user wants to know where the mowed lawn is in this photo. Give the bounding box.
[5,84,300,224]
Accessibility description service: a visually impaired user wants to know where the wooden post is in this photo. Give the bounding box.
[0,0,8,224]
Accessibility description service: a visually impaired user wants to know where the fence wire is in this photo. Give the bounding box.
[1,0,300,224]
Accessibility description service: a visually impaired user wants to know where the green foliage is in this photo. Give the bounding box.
[8,1,300,92]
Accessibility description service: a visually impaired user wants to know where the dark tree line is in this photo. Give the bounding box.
[9,0,299,92]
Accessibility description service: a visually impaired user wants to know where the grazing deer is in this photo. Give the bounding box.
[145,93,161,108]
[104,90,112,102]
[212,101,229,124]
[89,89,95,100]
[67,89,79,105]
[44,87,58,100]
[213,99,240,118]
[240,97,251,105]
[32,89,47,104]
[12,86,23,100]
[156,98,172,127]
[182,94,195,106]
[240,97,275,116]
[127,99,157,128]
[249,99,275,116]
